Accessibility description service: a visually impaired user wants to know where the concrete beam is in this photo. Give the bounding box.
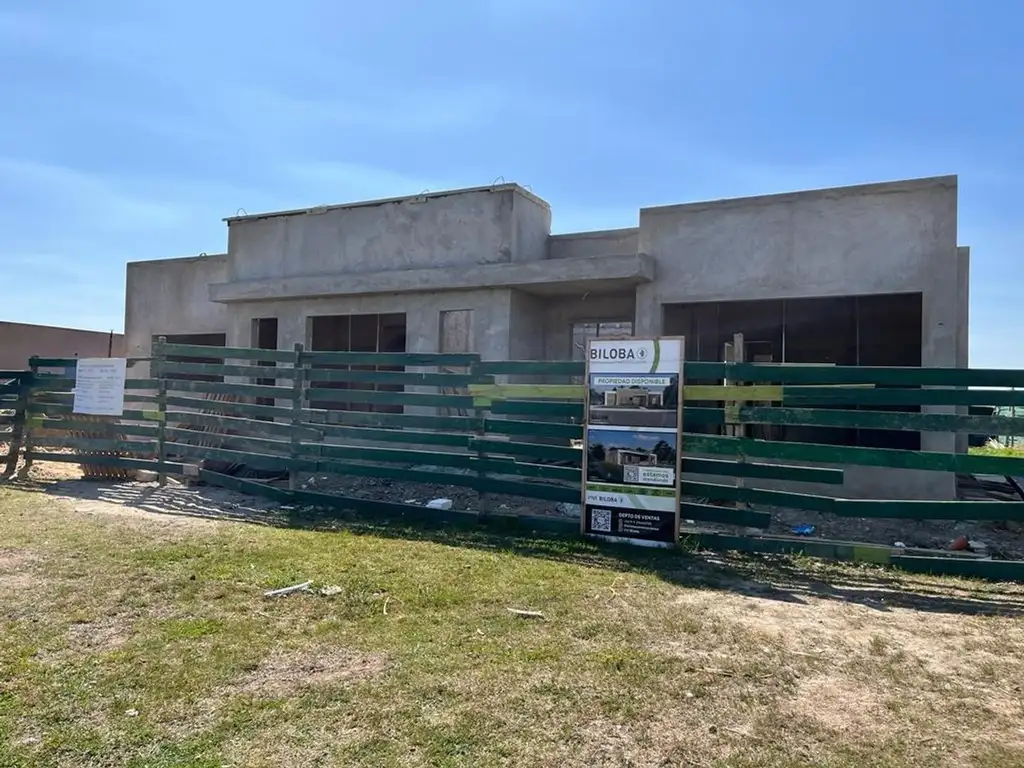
[208,254,655,303]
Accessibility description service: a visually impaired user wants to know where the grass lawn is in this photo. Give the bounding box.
[2,481,1024,767]
[970,443,1024,458]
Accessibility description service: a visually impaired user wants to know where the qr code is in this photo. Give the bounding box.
[623,465,640,484]
[590,508,612,533]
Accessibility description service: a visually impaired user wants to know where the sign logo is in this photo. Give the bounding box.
[590,346,647,361]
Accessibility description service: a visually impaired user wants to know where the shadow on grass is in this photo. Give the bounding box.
[6,476,1024,619]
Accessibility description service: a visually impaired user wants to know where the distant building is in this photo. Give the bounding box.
[0,321,123,371]
[606,448,656,466]
[604,387,664,408]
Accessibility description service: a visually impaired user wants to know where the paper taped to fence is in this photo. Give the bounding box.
[73,358,127,416]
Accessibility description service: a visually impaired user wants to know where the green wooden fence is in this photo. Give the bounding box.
[6,343,1024,581]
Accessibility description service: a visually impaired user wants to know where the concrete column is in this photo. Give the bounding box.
[918,249,960,499]
[633,284,661,337]
[954,246,971,454]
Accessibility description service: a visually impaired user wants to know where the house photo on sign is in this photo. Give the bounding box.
[582,338,684,546]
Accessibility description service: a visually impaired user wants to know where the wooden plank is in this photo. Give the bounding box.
[30,436,156,453]
[312,457,480,489]
[308,368,488,387]
[161,343,295,363]
[28,377,158,393]
[683,433,1024,477]
[30,419,160,438]
[469,383,587,403]
[684,531,895,566]
[26,403,161,421]
[890,555,1024,582]
[161,361,301,379]
[738,406,1024,436]
[473,360,584,377]
[483,418,584,440]
[487,400,585,418]
[685,361,1024,389]
[164,428,290,456]
[681,481,836,513]
[26,357,80,368]
[476,477,580,503]
[475,457,580,482]
[24,452,186,473]
[164,396,293,420]
[783,387,1024,408]
[197,470,295,503]
[681,457,843,485]
[301,351,479,367]
[307,409,476,432]
[682,385,784,402]
[469,437,581,464]
[679,502,771,529]
[305,388,475,409]
[315,423,472,448]
[303,442,476,470]
[165,379,294,400]
[164,442,309,471]
[834,499,1024,521]
[165,410,321,440]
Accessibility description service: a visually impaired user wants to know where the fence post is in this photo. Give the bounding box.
[20,357,40,477]
[154,336,168,486]
[2,374,29,478]
[289,343,305,491]
[473,359,489,520]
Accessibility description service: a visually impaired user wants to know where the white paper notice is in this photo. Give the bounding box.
[73,358,128,416]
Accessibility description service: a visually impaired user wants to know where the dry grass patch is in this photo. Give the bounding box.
[2,481,1024,767]
[228,646,388,698]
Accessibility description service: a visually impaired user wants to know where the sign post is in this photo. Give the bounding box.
[581,337,684,546]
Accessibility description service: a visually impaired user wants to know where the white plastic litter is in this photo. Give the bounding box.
[426,498,453,510]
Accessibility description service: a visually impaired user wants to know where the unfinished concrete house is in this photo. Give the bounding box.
[124,175,968,498]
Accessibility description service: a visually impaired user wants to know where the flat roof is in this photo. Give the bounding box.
[223,183,550,225]
[640,174,957,216]
[0,320,122,335]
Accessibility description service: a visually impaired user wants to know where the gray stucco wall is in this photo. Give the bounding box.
[219,289,514,362]
[225,186,550,284]
[633,176,961,499]
[542,292,636,360]
[548,228,639,260]
[509,291,546,361]
[124,254,230,360]
[512,192,552,263]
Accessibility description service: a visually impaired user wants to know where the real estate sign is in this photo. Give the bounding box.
[582,337,684,546]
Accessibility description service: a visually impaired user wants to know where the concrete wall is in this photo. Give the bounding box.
[541,292,636,360]
[509,291,547,362]
[548,228,639,260]
[225,186,551,284]
[218,289,515,362]
[124,254,230,360]
[634,175,961,499]
[512,192,553,263]
[0,322,124,370]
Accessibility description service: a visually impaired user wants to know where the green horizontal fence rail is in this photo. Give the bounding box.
[7,345,1024,581]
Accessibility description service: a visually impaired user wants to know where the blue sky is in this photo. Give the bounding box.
[1,1,1021,367]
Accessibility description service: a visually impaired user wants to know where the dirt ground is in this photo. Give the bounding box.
[8,457,1024,560]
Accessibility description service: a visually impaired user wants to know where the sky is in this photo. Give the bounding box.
[1,0,1021,367]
